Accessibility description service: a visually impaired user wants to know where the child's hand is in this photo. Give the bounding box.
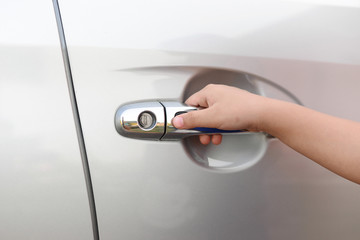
[172,84,268,145]
[172,84,360,184]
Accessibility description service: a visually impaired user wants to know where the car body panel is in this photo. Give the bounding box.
[58,0,360,239]
[1,0,360,239]
[0,1,92,239]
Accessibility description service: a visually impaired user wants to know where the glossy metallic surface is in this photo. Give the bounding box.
[116,100,257,141]
[54,45,360,240]
[115,101,165,140]
[161,101,198,140]
[0,1,92,238]
[58,1,360,239]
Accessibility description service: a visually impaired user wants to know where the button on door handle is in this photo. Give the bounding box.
[114,100,248,141]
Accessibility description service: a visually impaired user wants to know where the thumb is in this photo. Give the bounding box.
[172,109,217,129]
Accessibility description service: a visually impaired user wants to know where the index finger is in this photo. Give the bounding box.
[185,87,211,108]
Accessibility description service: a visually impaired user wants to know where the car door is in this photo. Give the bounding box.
[56,0,360,239]
[0,1,93,239]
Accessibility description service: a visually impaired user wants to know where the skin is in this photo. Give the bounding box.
[172,84,360,184]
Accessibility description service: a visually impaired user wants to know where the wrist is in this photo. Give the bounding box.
[259,98,298,135]
[257,97,283,134]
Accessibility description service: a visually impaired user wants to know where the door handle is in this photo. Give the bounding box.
[115,100,248,141]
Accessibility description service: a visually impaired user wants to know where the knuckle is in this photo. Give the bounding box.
[206,83,216,89]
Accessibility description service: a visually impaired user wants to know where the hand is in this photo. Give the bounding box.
[173,84,360,184]
[172,84,268,145]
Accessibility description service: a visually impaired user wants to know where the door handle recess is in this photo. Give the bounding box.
[115,100,247,141]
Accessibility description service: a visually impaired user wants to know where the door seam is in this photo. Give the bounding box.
[52,1,100,239]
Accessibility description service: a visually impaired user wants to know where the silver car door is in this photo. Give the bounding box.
[57,0,360,239]
[0,1,93,239]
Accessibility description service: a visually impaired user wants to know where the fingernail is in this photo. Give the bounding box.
[172,116,184,128]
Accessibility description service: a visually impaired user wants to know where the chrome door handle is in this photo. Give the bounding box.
[114,100,248,141]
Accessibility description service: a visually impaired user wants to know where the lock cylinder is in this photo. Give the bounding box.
[114,101,165,140]
[138,111,156,130]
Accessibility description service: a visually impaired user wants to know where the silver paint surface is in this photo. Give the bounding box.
[58,1,360,239]
[0,0,92,238]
